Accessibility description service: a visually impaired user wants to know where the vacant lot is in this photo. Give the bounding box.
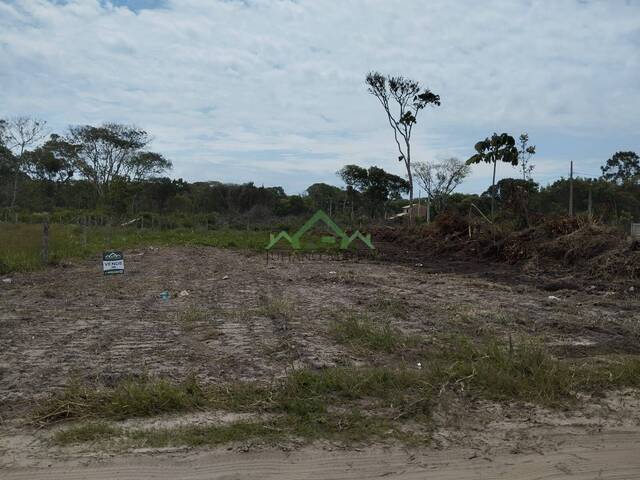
[1,246,640,477]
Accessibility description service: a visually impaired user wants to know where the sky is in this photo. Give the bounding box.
[0,0,639,195]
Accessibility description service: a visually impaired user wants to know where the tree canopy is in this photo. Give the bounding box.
[600,151,639,185]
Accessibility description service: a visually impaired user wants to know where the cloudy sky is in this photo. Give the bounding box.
[1,0,638,194]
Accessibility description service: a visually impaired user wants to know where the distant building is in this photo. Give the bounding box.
[388,203,427,220]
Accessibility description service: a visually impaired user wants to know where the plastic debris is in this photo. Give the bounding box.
[159,291,170,300]
[547,295,561,301]
[416,362,422,370]
[222,275,229,280]
[178,290,189,297]
[1,278,12,284]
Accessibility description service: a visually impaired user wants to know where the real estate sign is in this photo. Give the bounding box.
[103,250,124,275]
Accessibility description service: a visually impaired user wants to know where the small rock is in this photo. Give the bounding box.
[629,286,635,292]
[222,275,229,280]
[547,295,561,301]
[415,263,424,267]
[329,271,337,274]
[1,278,12,284]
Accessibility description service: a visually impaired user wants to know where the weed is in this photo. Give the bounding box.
[178,307,209,333]
[330,311,412,353]
[256,296,295,322]
[371,297,409,320]
[431,336,576,405]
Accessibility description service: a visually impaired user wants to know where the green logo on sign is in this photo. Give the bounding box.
[266,210,374,250]
[103,250,124,275]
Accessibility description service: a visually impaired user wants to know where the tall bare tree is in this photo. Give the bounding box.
[365,72,440,223]
[3,117,48,207]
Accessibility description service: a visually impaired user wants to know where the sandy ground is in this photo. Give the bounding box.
[4,431,640,479]
[1,246,640,478]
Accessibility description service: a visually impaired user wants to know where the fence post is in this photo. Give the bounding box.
[41,217,49,264]
[82,216,88,248]
[569,160,574,217]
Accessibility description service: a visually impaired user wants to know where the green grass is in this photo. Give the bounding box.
[33,376,207,424]
[128,421,282,447]
[53,422,122,445]
[0,222,350,274]
[41,337,640,447]
[329,311,414,353]
[256,296,295,322]
[0,223,269,274]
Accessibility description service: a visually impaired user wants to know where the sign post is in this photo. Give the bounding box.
[103,251,125,275]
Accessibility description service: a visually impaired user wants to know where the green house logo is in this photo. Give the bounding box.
[103,251,123,261]
[266,210,374,250]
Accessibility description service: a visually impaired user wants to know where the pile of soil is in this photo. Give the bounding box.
[371,214,640,283]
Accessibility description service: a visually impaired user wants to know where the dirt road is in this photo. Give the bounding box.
[4,431,640,479]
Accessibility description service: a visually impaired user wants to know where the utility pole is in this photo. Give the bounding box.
[569,160,574,217]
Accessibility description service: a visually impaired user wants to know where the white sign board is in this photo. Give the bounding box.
[103,251,124,275]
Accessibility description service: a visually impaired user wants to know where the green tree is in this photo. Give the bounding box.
[365,72,440,223]
[466,133,519,219]
[306,182,344,214]
[22,134,77,210]
[601,151,639,185]
[66,123,171,204]
[338,164,409,217]
[486,178,539,226]
[24,134,76,184]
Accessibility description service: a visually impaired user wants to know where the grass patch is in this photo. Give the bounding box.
[178,307,212,334]
[0,223,269,274]
[432,336,574,404]
[371,297,410,319]
[330,311,413,353]
[128,421,282,447]
[0,222,344,274]
[41,337,640,448]
[53,422,122,445]
[256,296,295,322]
[34,375,206,424]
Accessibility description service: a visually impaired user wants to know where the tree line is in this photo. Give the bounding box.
[1,86,638,229]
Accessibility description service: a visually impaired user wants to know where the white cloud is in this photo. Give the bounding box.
[0,0,638,192]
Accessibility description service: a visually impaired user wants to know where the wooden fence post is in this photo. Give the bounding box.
[41,217,49,264]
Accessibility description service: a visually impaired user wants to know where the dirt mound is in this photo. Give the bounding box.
[372,214,636,282]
